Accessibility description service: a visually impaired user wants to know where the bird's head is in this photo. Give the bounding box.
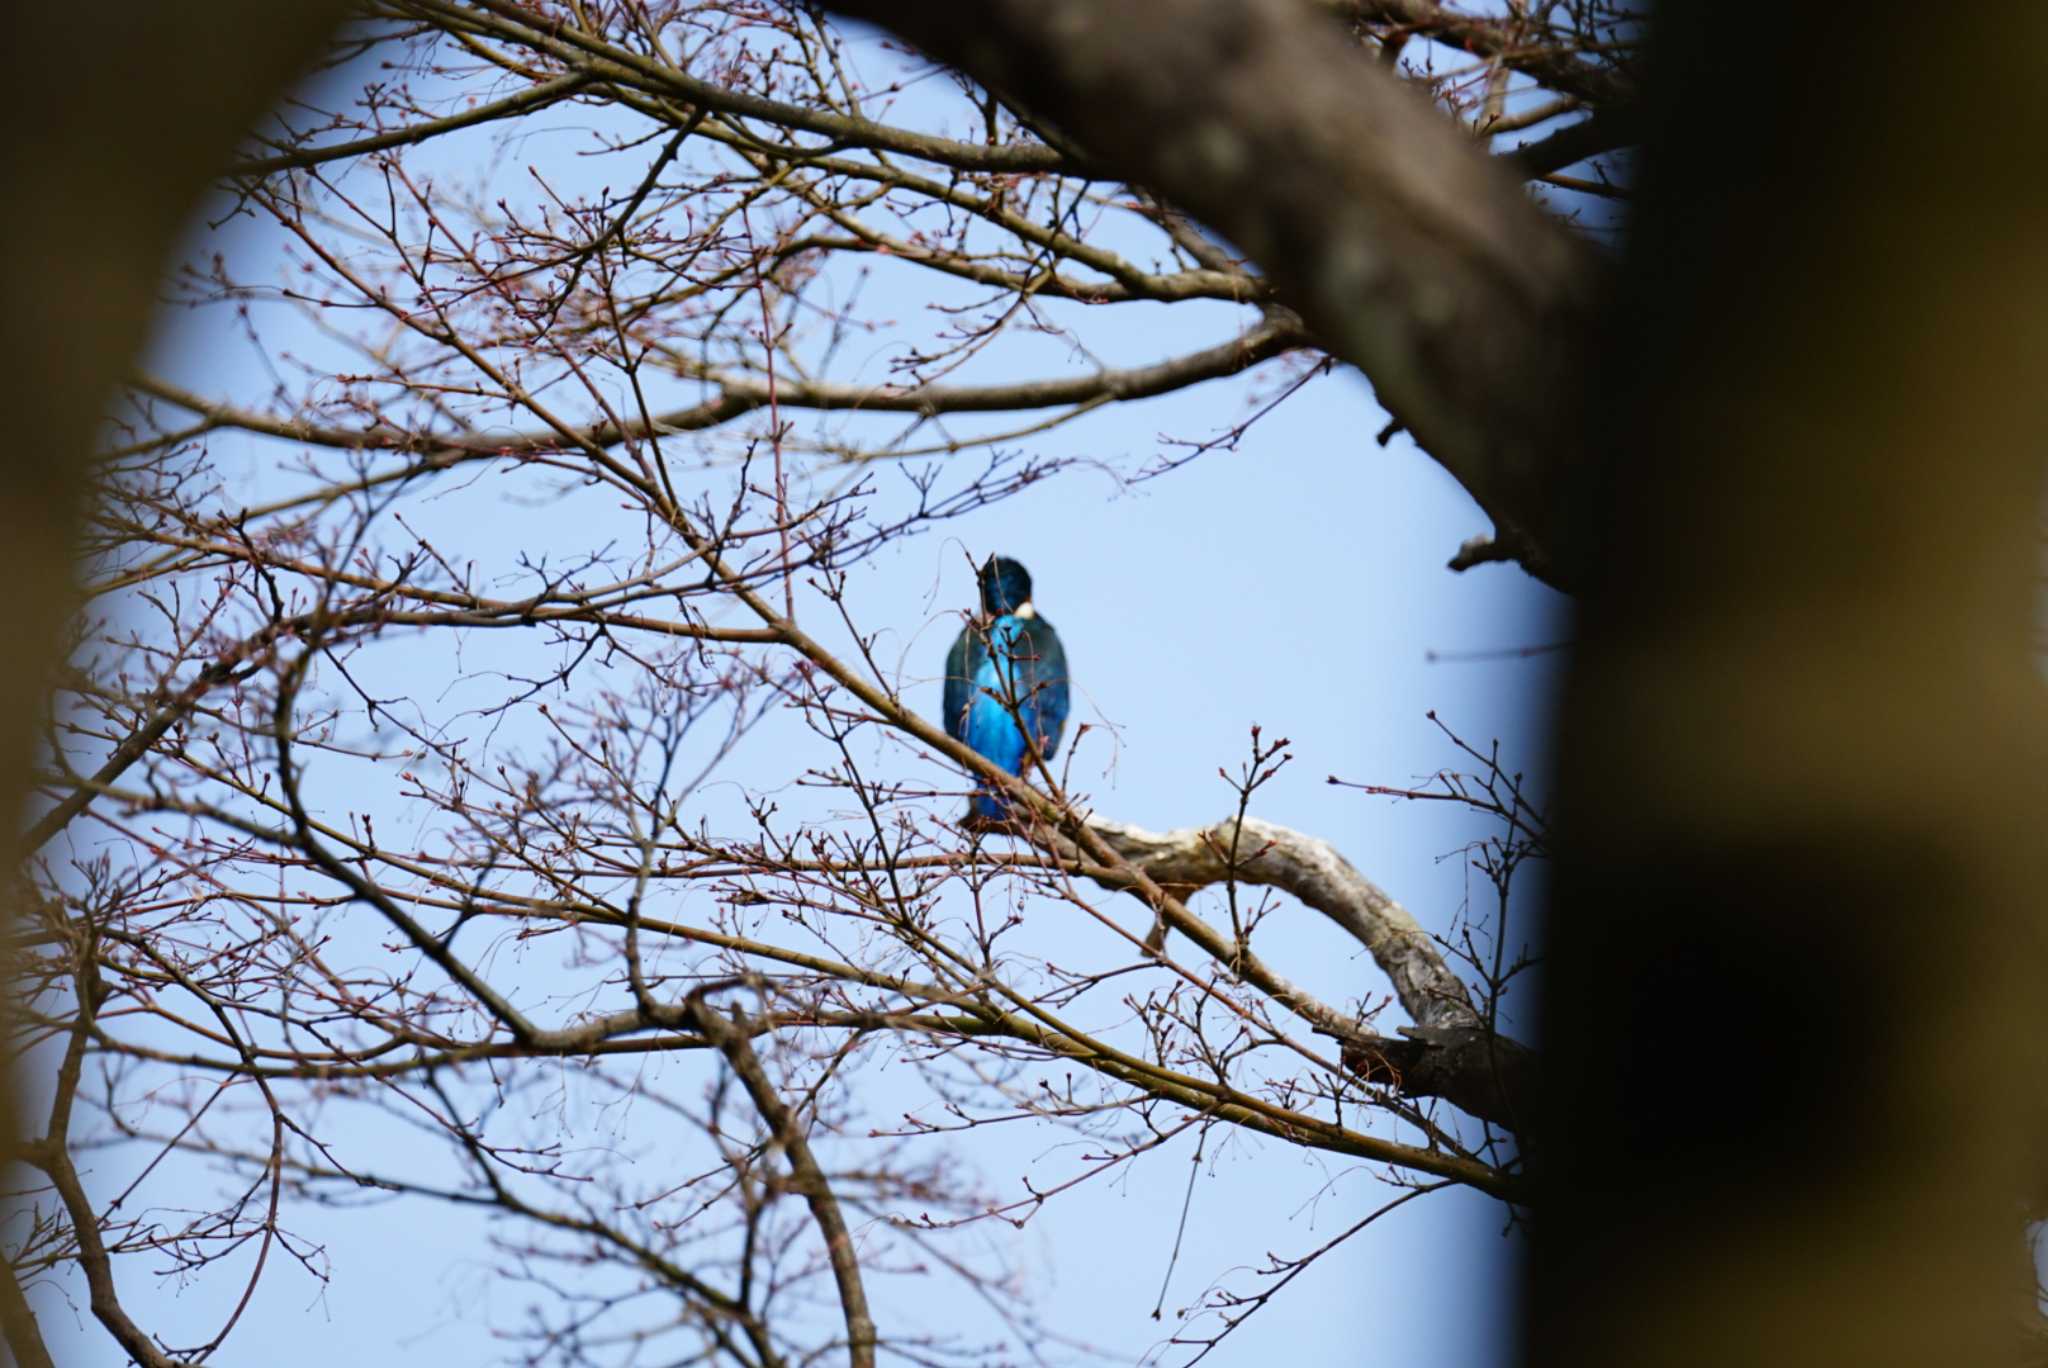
[977,555,1034,617]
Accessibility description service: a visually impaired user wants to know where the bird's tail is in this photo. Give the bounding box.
[968,782,1012,823]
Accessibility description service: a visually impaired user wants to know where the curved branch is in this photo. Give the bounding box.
[1065,814,1538,1134]
[1080,814,1477,1030]
[130,316,1302,459]
[685,991,878,1368]
[27,949,181,1368]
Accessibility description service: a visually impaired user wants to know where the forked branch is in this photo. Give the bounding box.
[686,987,878,1368]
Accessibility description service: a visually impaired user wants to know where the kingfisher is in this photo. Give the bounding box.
[943,555,1070,823]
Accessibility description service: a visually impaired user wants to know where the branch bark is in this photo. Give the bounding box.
[1060,814,1538,1131]
[827,0,1606,587]
[1081,815,1476,1028]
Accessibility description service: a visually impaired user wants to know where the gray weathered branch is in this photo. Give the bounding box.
[1061,814,1538,1132]
[1084,815,1476,1029]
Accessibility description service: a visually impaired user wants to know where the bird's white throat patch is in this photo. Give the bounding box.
[1013,601,1037,619]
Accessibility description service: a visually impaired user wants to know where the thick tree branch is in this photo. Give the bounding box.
[1060,814,1537,1132]
[1340,1023,1536,1135]
[829,0,1607,587]
[3,11,353,1328]
[1078,815,1476,1030]
[1505,106,1643,178]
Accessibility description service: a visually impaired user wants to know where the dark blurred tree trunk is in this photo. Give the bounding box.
[1536,5,2048,1364]
[0,6,349,1362]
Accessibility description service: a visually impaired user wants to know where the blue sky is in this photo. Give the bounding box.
[28,21,1576,1365]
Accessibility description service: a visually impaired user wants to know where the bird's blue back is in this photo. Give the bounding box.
[944,610,1068,820]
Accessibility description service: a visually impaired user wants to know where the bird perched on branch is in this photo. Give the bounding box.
[943,555,1070,823]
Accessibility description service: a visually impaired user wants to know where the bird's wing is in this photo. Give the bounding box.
[966,634,1029,775]
[942,619,983,742]
[1016,615,1071,760]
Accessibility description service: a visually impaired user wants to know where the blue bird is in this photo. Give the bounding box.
[943,555,1070,823]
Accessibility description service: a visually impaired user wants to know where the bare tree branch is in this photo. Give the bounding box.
[1075,814,1477,1030]
[26,946,180,1368]
[685,988,878,1368]
[388,0,1078,176]
[131,316,1301,459]
[1326,0,1641,108]
[1059,814,1537,1132]
[232,70,595,177]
